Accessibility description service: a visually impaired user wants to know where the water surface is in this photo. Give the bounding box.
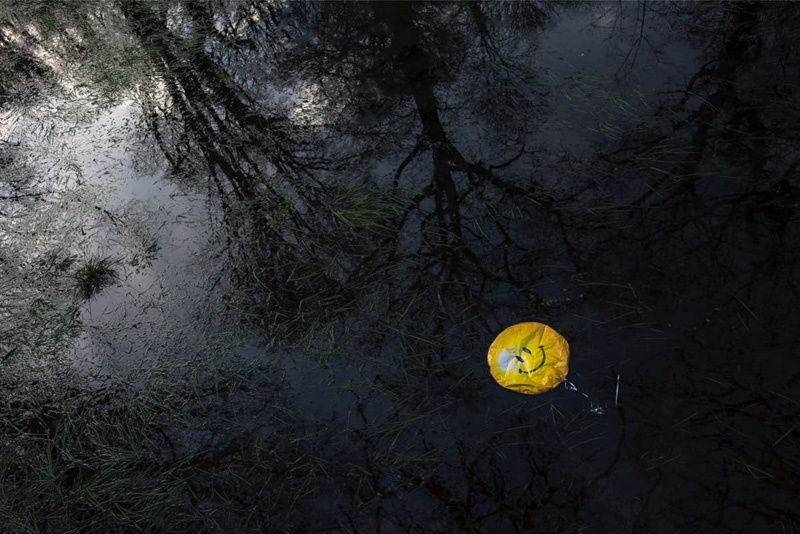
[1,2,798,532]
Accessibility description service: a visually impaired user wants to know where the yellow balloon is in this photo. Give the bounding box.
[487,322,570,395]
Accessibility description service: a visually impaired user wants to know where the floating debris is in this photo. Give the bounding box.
[487,322,570,395]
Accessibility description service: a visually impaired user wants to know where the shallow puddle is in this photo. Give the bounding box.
[1,2,798,532]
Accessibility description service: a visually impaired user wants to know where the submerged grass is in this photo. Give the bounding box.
[330,189,405,233]
[73,256,119,300]
[0,351,322,533]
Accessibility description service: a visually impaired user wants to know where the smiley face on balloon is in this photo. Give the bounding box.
[488,322,570,395]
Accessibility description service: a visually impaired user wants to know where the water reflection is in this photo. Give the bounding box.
[1,1,798,531]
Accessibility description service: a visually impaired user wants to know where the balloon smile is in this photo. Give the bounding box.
[518,345,546,374]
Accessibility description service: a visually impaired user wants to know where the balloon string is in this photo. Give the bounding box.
[563,379,605,415]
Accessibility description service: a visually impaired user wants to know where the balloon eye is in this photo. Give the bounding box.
[515,355,525,362]
[522,347,531,354]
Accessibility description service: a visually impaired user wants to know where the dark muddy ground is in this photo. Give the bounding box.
[1,1,799,532]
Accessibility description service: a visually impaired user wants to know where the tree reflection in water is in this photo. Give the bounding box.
[1,1,798,531]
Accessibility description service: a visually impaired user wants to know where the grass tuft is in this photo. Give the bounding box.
[74,257,119,300]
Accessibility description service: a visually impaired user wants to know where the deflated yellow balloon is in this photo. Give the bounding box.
[487,322,570,395]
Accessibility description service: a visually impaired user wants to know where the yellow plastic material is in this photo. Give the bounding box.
[487,322,570,395]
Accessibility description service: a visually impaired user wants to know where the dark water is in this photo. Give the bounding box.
[1,2,799,532]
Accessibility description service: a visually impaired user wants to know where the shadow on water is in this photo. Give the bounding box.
[1,1,799,532]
